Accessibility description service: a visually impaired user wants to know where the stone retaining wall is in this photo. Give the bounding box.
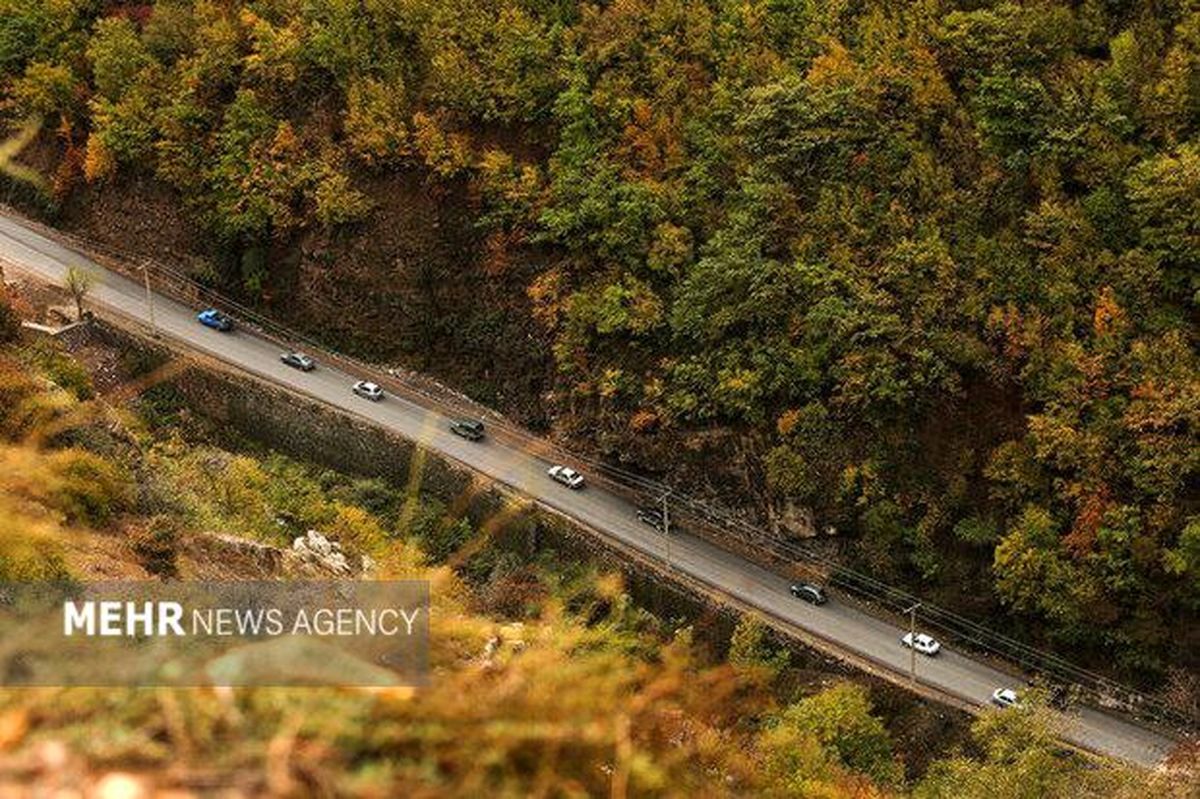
[82,319,921,699]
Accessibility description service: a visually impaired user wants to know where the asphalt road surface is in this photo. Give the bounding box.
[0,212,1183,768]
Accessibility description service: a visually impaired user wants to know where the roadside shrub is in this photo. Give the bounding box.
[326,503,389,555]
[0,499,72,581]
[136,383,188,429]
[257,454,337,531]
[3,390,77,442]
[119,345,168,379]
[481,561,548,619]
[0,356,39,435]
[331,476,404,523]
[27,342,93,400]
[45,353,93,400]
[45,448,132,526]
[0,533,70,580]
[0,297,20,342]
[203,454,273,535]
[775,682,903,787]
[412,505,474,563]
[130,515,181,577]
[42,417,122,457]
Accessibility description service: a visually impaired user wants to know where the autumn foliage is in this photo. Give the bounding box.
[1,0,1198,682]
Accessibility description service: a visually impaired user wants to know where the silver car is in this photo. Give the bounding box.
[352,381,384,401]
[281,352,316,371]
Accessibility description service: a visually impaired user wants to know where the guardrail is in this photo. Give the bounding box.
[3,205,1195,740]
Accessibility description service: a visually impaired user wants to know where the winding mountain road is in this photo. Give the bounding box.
[0,211,1185,768]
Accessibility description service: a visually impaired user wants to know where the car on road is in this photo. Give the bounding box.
[547,465,585,489]
[991,688,1021,709]
[281,352,316,371]
[197,309,234,331]
[789,582,828,605]
[636,506,665,530]
[352,381,384,401]
[449,419,485,441]
[900,631,941,656]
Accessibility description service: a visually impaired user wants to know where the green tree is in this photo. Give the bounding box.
[63,264,95,321]
[727,615,789,679]
[774,682,902,786]
[0,0,84,79]
[915,702,1143,799]
[971,73,1050,160]
[86,17,156,101]
[992,505,1097,636]
[11,60,78,119]
[1128,143,1200,304]
[344,75,411,166]
[88,85,158,169]
[312,161,372,228]
[1164,517,1200,593]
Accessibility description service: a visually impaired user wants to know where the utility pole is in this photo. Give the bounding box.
[142,262,157,337]
[904,602,922,686]
[661,490,672,569]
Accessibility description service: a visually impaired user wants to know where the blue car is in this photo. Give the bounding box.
[197,309,234,331]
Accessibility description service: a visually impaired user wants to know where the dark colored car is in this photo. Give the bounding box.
[636,506,665,530]
[197,308,234,331]
[789,582,828,605]
[281,352,316,371]
[449,419,485,441]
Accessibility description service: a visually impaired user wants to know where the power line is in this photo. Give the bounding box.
[6,208,1195,733]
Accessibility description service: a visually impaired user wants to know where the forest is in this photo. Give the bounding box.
[0,0,1198,689]
[0,282,1189,796]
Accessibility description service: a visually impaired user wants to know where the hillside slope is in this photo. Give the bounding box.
[1,0,1198,686]
[6,282,1195,796]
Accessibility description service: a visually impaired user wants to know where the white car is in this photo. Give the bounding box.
[900,631,941,656]
[352,381,384,401]
[547,465,585,489]
[991,688,1020,708]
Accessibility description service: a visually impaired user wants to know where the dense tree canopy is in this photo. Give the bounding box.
[2,0,1198,682]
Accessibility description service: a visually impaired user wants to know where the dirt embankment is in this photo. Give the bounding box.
[45,156,557,428]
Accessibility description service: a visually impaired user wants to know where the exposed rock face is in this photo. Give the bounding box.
[283,530,376,578]
[182,530,375,578]
[769,499,817,539]
[478,622,527,670]
[183,533,283,579]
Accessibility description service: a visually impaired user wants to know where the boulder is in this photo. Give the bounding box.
[284,529,374,577]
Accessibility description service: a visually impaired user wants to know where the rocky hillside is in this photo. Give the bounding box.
[2,0,1199,685]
